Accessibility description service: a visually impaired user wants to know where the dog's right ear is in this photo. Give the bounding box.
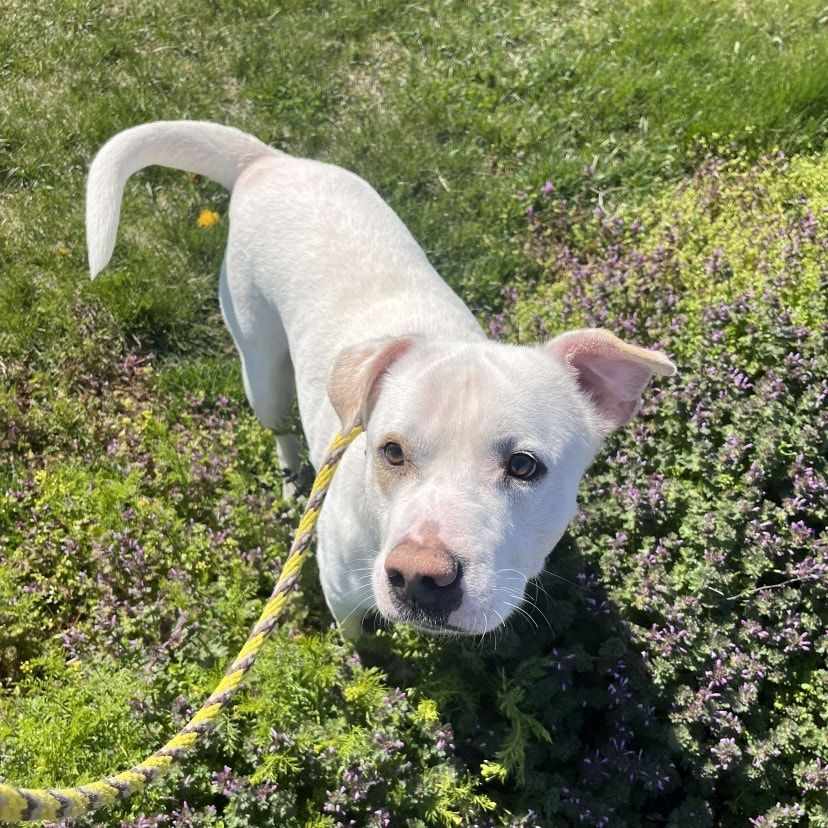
[328,337,417,433]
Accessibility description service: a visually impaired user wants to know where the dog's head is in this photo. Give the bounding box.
[329,330,675,635]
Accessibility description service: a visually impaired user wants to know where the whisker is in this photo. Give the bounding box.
[340,567,375,579]
[340,594,378,632]
[537,566,594,594]
[495,567,527,581]
[526,590,555,634]
[344,555,380,568]
[502,599,538,631]
[527,574,552,598]
[494,580,556,634]
[340,577,375,601]
[477,614,492,646]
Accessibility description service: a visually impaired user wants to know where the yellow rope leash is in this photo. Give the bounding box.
[0,426,363,823]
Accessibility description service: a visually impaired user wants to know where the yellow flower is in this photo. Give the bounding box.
[196,209,220,228]
[416,698,440,723]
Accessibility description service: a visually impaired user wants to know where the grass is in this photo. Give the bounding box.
[2,0,827,351]
[1,1,827,826]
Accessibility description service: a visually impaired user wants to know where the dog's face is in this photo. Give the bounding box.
[363,342,602,634]
[329,330,675,635]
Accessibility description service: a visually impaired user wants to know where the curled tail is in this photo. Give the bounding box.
[86,121,279,278]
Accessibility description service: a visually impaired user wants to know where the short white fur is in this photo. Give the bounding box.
[87,121,676,637]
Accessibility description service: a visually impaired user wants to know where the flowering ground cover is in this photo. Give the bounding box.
[477,148,828,826]
[1,1,827,826]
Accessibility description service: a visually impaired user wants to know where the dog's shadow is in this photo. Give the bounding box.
[358,532,697,824]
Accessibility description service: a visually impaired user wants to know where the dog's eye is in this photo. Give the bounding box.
[507,452,539,480]
[383,441,405,467]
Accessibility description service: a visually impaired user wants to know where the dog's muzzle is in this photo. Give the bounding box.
[383,540,463,627]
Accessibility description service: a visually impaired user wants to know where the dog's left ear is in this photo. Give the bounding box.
[328,337,418,433]
[547,328,676,432]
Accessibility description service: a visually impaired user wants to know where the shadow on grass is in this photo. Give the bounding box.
[358,532,711,827]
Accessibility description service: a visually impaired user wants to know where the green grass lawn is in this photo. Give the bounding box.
[1,1,827,826]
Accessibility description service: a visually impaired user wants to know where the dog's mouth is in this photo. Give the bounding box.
[387,591,530,635]
[370,593,514,635]
[398,610,468,635]
[362,608,465,636]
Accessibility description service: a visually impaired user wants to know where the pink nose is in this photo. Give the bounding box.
[384,541,462,617]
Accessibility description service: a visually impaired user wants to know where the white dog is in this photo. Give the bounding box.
[87,121,675,637]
